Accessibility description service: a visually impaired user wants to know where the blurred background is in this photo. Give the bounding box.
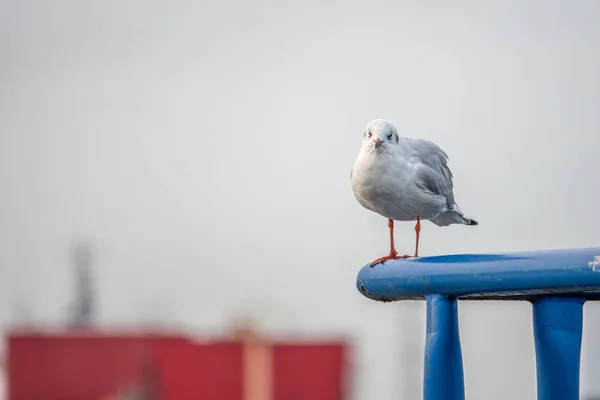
[1,0,600,399]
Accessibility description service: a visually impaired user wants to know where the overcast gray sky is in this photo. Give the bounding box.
[2,1,600,399]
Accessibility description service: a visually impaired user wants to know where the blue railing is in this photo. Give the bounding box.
[356,247,600,400]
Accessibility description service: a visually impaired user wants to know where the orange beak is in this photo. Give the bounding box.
[373,138,382,148]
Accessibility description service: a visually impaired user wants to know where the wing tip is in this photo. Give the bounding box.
[466,218,478,226]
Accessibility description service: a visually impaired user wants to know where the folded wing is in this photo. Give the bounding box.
[406,138,455,209]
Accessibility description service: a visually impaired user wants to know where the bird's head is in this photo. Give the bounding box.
[363,119,400,151]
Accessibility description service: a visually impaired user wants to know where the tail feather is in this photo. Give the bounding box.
[464,217,478,226]
[451,203,477,226]
[431,210,479,227]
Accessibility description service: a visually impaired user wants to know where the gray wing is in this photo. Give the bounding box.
[405,138,455,208]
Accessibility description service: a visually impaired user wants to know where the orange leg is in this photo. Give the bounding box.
[370,219,407,267]
[388,218,397,255]
[414,216,421,257]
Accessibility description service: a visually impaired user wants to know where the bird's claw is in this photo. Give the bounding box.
[370,253,413,267]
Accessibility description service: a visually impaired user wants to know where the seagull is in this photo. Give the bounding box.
[351,119,477,266]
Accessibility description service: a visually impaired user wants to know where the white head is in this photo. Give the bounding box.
[362,119,400,152]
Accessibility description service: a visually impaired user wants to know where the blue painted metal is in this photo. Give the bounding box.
[356,247,600,400]
[356,247,600,301]
[532,297,585,400]
[423,294,464,400]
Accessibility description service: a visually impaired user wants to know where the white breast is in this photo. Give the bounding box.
[351,148,446,221]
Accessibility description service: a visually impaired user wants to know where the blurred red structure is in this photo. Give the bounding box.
[6,331,349,400]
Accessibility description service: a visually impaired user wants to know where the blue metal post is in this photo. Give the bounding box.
[356,248,600,398]
[424,294,465,400]
[532,297,585,400]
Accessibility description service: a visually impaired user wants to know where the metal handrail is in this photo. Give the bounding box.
[356,248,600,400]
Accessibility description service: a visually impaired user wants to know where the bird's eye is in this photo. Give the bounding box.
[387,133,393,140]
[368,131,372,138]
